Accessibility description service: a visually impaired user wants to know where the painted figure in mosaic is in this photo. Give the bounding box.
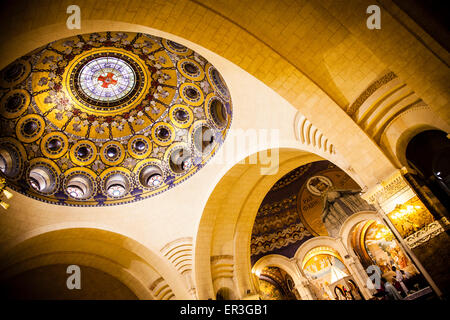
[308,177,375,237]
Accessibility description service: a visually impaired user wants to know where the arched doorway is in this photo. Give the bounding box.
[406,130,450,213]
[350,220,430,298]
[254,266,298,300]
[300,246,363,300]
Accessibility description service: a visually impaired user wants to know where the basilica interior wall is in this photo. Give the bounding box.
[0,0,448,300]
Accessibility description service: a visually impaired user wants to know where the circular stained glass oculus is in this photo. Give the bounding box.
[183,62,198,75]
[78,56,135,105]
[64,174,95,200]
[0,145,22,178]
[210,99,228,128]
[106,146,118,159]
[139,165,164,188]
[157,127,170,140]
[69,52,145,111]
[186,88,198,100]
[4,63,25,82]
[5,94,23,112]
[169,147,192,174]
[147,174,163,187]
[105,173,129,198]
[28,166,57,194]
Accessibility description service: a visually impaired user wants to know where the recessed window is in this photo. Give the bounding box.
[67,185,84,198]
[169,148,192,173]
[29,166,56,193]
[0,155,5,173]
[139,165,164,188]
[194,125,215,153]
[0,147,20,178]
[66,175,93,199]
[105,174,129,198]
[210,99,227,127]
[0,149,10,174]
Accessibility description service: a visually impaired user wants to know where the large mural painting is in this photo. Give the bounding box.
[250,160,361,264]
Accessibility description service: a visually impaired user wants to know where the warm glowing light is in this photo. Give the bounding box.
[387,197,434,238]
[2,189,13,199]
[0,201,9,210]
[0,177,12,209]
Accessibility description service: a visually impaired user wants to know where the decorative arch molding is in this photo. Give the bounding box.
[160,237,196,298]
[294,112,335,156]
[293,235,372,299]
[0,227,191,299]
[338,211,380,252]
[293,236,347,267]
[252,255,297,280]
[381,105,450,169]
[348,70,450,169]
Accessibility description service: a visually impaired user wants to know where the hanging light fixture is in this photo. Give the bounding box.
[0,177,13,210]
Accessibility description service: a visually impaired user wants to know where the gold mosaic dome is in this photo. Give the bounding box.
[0,32,232,206]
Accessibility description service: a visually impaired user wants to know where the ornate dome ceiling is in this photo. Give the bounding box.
[0,31,232,206]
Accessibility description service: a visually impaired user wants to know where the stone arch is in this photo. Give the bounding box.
[378,104,450,169]
[338,211,380,253]
[293,236,372,299]
[0,227,191,299]
[194,145,367,299]
[252,254,309,300]
[293,236,347,268]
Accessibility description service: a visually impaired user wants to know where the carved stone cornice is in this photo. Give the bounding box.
[362,169,411,208]
[405,218,450,249]
[347,71,397,116]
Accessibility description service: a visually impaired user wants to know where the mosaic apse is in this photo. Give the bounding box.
[0,32,232,206]
[250,161,361,264]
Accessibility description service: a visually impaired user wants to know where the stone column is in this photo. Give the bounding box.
[292,259,315,300]
[334,236,373,299]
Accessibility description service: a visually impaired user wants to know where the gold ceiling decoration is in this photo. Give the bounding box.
[0,32,232,206]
